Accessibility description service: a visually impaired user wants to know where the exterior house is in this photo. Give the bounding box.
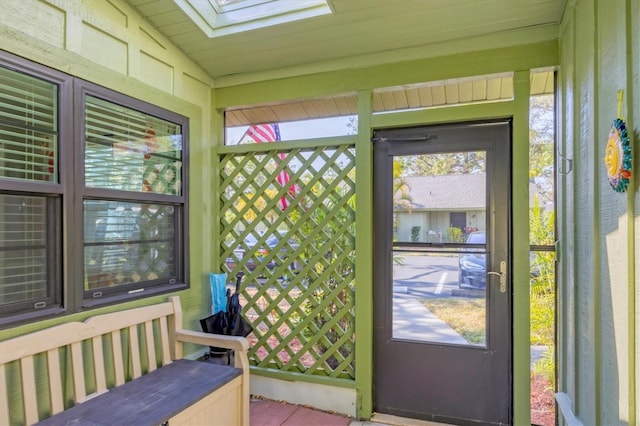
[395,174,486,243]
[395,175,552,244]
[0,1,638,425]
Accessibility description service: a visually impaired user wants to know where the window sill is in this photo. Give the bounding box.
[81,282,188,309]
[0,306,67,330]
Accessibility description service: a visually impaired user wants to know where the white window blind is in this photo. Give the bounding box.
[0,195,48,306]
[0,66,57,182]
[0,64,56,312]
[85,96,182,195]
[83,94,184,297]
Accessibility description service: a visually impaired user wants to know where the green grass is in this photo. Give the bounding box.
[421,297,486,344]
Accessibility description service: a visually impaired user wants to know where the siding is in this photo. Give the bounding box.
[0,1,566,423]
[0,0,215,343]
[559,0,638,424]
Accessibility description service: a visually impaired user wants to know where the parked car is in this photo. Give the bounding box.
[226,231,300,272]
[225,234,270,271]
[458,231,543,290]
[257,231,302,271]
[458,231,486,289]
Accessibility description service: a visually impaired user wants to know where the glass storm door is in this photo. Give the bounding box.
[372,121,512,425]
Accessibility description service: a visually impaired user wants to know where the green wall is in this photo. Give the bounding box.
[214,43,557,423]
[558,0,639,424]
[0,0,566,424]
[0,0,215,341]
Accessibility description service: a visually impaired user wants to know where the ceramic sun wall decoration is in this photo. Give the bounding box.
[604,91,632,192]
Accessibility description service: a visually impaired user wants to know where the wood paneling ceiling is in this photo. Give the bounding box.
[126,0,565,84]
[225,71,555,126]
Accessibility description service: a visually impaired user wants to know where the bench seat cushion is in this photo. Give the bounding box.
[36,359,242,426]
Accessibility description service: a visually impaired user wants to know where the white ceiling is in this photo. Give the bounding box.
[126,0,565,84]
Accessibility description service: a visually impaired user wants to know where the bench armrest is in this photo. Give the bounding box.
[175,329,250,352]
[175,329,250,426]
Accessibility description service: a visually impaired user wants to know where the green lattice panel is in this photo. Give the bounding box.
[218,145,356,379]
[84,203,175,289]
[142,158,180,195]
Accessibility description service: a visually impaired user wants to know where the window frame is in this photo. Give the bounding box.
[0,51,189,327]
[0,51,71,325]
[73,80,189,309]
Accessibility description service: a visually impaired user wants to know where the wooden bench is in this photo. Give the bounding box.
[0,296,250,426]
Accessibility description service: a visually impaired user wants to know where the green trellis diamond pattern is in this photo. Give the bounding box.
[218,144,356,379]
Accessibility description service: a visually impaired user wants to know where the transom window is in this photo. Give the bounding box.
[0,51,188,326]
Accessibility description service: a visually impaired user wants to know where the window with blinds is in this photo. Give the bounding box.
[0,51,188,326]
[83,200,176,291]
[0,66,57,182]
[85,96,182,195]
[0,63,58,318]
[0,195,49,305]
[81,90,186,300]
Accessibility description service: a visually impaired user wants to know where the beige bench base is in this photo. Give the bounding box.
[0,296,250,426]
[36,359,243,426]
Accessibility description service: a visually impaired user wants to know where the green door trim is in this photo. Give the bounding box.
[355,90,374,419]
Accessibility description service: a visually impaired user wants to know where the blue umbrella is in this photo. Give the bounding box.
[200,273,253,363]
[201,272,230,360]
[209,272,227,314]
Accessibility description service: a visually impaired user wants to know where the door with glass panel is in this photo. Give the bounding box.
[373,121,511,425]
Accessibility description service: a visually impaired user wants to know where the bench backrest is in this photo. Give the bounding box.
[0,298,183,425]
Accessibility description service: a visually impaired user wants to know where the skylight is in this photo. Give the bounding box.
[215,0,242,5]
[174,0,333,38]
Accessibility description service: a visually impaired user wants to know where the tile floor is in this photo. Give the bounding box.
[205,355,447,425]
[250,398,351,425]
[250,398,450,426]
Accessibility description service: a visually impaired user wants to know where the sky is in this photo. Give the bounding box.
[225,115,355,145]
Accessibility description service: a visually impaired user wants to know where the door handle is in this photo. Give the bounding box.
[487,260,507,293]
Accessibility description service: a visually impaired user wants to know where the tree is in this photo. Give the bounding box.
[528,94,556,386]
[399,151,486,177]
[392,160,413,210]
[529,95,555,205]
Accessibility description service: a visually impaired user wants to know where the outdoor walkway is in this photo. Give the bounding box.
[392,293,468,344]
[393,291,550,364]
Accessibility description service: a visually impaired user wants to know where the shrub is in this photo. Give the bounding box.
[446,227,464,243]
[410,226,421,242]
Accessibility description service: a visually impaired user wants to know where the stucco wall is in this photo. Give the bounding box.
[396,210,485,242]
[0,0,215,340]
[558,0,638,424]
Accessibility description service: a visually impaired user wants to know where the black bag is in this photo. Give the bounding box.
[200,273,253,362]
[199,310,229,356]
[226,288,253,338]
